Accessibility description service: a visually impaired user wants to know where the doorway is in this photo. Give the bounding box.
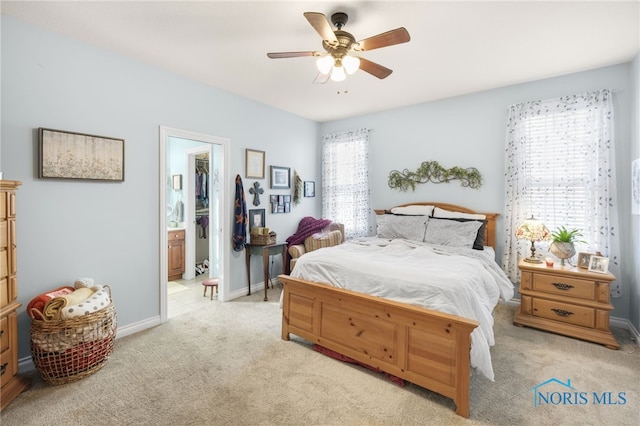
[159,126,230,323]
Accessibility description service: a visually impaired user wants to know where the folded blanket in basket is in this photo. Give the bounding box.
[27,286,75,319]
[42,287,97,321]
[74,277,95,289]
[61,287,110,319]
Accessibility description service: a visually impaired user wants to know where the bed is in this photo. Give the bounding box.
[278,202,514,418]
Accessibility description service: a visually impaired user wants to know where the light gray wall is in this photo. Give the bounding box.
[320,62,635,327]
[2,16,638,366]
[1,16,320,359]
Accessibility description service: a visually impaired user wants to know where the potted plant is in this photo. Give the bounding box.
[549,226,584,265]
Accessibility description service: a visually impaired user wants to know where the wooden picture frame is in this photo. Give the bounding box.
[38,128,124,181]
[271,194,291,213]
[588,255,609,274]
[304,181,315,197]
[249,209,265,231]
[577,252,594,269]
[270,166,290,189]
[245,149,265,179]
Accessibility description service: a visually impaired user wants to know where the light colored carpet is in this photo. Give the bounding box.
[167,281,189,295]
[2,287,638,425]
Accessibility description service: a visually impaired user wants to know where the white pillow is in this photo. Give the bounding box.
[433,207,486,220]
[390,205,435,216]
[376,215,429,241]
[424,219,482,248]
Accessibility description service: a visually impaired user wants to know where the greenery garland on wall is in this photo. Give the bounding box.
[388,160,483,192]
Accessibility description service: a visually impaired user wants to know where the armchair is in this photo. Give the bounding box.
[288,223,345,271]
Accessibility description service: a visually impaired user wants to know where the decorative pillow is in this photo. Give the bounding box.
[433,207,486,220]
[424,218,483,249]
[429,217,487,250]
[376,214,429,241]
[390,205,435,216]
[304,229,343,252]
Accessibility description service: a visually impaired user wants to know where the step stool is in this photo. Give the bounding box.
[202,278,219,300]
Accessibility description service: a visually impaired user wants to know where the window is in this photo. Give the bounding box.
[503,90,618,282]
[322,129,371,238]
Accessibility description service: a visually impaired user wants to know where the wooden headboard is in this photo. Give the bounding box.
[374,202,499,249]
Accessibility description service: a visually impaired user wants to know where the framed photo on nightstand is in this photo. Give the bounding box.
[577,252,594,269]
[588,255,609,274]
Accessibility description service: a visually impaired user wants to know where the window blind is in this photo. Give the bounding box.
[522,109,592,237]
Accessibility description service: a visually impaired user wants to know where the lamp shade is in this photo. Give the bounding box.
[516,218,551,242]
[516,217,550,263]
[316,56,334,75]
[342,55,360,74]
[330,65,346,82]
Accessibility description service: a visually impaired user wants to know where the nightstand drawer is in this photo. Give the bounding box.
[532,274,595,300]
[532,298,594,328]
[0,315,8,352]
[0,346,17,388]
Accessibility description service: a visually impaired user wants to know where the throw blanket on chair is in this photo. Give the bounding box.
[286,217,332,245]
[232,174,248,252]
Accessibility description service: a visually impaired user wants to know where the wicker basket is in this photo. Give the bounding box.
[29,288,117,385]
[251,232,276,245]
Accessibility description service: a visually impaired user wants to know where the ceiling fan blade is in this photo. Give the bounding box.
[358,57,393,79]
[313,72,330,84]
[267,51,319,59]
[304,12,338,44]
[356,27,410,51]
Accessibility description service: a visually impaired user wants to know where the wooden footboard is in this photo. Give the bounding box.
[279,275,479,418]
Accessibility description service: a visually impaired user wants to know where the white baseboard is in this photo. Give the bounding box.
[19,282,270,372]
[19,315,163,373]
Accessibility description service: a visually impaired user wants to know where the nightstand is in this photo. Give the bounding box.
[514,259,619,349]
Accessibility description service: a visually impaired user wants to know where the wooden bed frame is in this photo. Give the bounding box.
[279,202,499,418]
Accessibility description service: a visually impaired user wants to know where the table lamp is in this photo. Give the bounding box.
[516,217,551,263]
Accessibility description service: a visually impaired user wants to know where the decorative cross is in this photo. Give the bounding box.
[249,181,264,206]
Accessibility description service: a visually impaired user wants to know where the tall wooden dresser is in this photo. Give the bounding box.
[0,180,30,410]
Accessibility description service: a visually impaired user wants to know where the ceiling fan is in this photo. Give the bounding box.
[267,11,410,83]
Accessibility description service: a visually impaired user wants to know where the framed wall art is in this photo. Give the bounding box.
[172,174,183,191]
[249,209,266,230]
[304,181,315,197]
[271,194,291,213]
[270,166,290,189]
[38,128,124,181]
[246,149,265,179]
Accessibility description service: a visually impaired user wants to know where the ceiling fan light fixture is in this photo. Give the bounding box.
[330,65,346,82]
[342,55,360,75]
[316,55,334,75]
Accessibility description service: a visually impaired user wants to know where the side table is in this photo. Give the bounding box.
[514,259,619,349]
[245,242,287,301]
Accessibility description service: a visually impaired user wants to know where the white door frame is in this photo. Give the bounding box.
[184,145,212,281]
[159,126,231,323]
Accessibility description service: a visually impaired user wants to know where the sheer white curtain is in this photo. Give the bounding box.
[322,128,371,239]
[502,89,619,282]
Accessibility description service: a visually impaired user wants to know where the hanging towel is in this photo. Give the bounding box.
[232,174,248,251]
[196,215,209,239]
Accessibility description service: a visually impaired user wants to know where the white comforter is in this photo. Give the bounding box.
[289,237,515,381]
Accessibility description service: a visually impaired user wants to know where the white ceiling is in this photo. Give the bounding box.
[2,1,639,122]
